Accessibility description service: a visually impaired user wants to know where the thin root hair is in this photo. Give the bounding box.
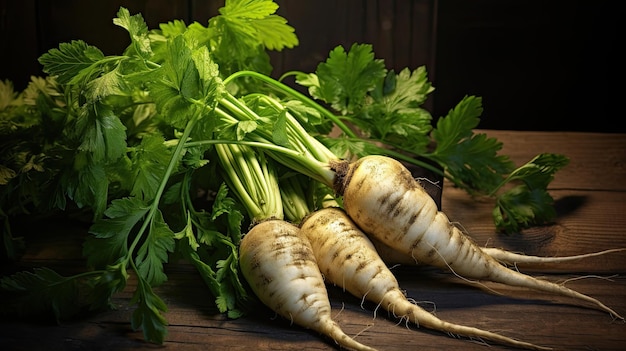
[388,263,403,271]
[408,297,437,314]
[427,241,506,296]
[372,296,383,319]
[392,315,405,327]
[388,304,410,328]
[332,302,346,320]
[503,261,523,272]
[446,330,461,340]
[467,336,491,348]
[360,288,373,310]
[483,237,493,248]
[560,274,619,285]
[415,176,442,189]
[450,220,471,237]
[402,315,412,330]
[353,322,375,339]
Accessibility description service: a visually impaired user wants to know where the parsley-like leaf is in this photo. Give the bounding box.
[215,0,297,51]
[283,99,332,135]
[353,67,434,154]
[236,120,258,140]
[173,213,200,251]
[38,40,105,85]
[0,267,80,322]
[83,263,129,312]
[135,210,175,286]
[85,197,150,268]
[493,153,569,232]
[74,101,127,163]
[130,274,168,344]
[215,253,245,318]
[493,185,557,233]
[271,109,289,147]
[149,35,201,129]
[158,20,189,38]
[84,68,129,102]
[431,96,514,193]
[129,133,172,202]
[172,183,246,316]
[60,159,109,217]
[0,79,20,109]
[113,7,153,59]
[296,43,386,115]
[208,0,297,75]
[149,35,222,129]
[505,153,570,189]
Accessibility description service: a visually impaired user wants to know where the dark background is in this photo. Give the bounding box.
[1,0,621,132]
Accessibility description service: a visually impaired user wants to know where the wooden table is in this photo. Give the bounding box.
[1,130,625,351]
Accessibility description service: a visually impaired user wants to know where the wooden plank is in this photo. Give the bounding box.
[1,264,624,350]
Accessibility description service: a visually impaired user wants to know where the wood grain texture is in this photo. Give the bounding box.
[1,130,625,351]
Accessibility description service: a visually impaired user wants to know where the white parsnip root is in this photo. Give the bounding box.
[482,247,626,266]
[333,155,624,321]
[238,219,377,351]
[370,234,626,267]
[300,207,552,350]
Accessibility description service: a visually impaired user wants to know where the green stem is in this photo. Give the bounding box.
[220,93,262,122]
[279,175,313,223]
[215,143,283,221]
[185,138,336,188]
[194,95,338,187]
[223,70,358,139]
[126,111,200,262]
[215,144,263,218]
[192,87,338,187]
[248,94,338,164]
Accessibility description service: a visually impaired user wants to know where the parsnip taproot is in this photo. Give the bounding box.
[369,234,626,267]
[238,219,377,351]
[332,155,624,320]
[300,207,551,350]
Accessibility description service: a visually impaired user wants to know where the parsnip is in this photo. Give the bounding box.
[332,155,624,320]
[239,219,377,351]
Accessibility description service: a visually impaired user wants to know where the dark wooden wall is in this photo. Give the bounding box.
[0,0,621,132]
[435,0,621,133]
